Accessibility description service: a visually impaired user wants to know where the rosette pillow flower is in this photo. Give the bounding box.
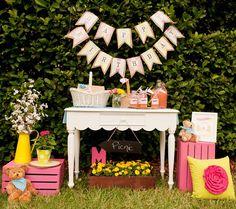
[187,156,235,199]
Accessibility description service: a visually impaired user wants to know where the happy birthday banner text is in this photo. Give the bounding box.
[65,11,184,78]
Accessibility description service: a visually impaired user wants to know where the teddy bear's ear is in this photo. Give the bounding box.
[19,165,28,172]
[3,167,11,176]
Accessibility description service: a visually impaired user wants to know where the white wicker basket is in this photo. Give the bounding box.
[70,88,110,107]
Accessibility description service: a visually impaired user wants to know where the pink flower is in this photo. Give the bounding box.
[40,130,50,137]
[203,165,228,195]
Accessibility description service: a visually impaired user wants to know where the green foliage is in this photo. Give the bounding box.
[0,0,235,165]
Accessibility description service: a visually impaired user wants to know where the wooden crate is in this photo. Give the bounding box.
[176,140,215,192]
[2,159,64,196]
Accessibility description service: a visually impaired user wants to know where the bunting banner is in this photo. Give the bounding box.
[134,21,155,44]
[116,28,133,48]
[150,11,174,32]
[154,36,174,59]
[65,27,89,48]
[164,25,184,46]
[77,41,100,64]
[67,10,185,78]
[141,48,162,71]
[127,56,144,77]
[75,11,99,32]
[110,58,126,77]
[94,22,115,46]
[92,51,113,74]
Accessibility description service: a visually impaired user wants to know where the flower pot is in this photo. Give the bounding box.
[37,149,51,164]
[14,132,32,164]
[88,176,156,189]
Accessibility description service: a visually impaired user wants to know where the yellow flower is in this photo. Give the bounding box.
[117,88,126,95]
[135,170,140,175]
[97,167,102,172]
[113,167,119,172]
[124,170,128,175]
[92,169,97,175]
[145,169,151,175]
[115,172,119,176]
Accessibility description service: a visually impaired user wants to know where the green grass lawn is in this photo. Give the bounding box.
[0,173,235,209]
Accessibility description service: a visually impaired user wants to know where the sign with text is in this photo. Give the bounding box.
[99,140,142,154]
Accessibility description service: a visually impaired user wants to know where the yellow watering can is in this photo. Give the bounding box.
[14,130,39,164]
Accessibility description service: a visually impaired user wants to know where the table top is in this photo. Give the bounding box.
[65,107,179,114]
[64,107,179,131]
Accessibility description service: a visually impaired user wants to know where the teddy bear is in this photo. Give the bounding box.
[179,120,199,142]
[4,165,38,203]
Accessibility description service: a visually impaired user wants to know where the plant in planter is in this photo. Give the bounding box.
[89,160,156,188]
[31,130,57,164]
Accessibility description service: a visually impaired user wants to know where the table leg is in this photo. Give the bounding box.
[168,128,176,190]
[68,129,75,188]
[74,129,80,179]
[160,131,166,179]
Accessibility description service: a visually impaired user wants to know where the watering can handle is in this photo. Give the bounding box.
[31,130,39,153]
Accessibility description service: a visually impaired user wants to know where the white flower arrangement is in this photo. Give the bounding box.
[5,79,48,134]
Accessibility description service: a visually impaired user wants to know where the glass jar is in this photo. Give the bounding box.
[112,94,122,107]
[154,80,167,108]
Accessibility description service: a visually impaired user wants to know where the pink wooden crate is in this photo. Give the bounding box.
[2,159,64,196]
[176,140,215,192]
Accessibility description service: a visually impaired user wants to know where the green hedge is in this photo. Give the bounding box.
[0,0,235,166]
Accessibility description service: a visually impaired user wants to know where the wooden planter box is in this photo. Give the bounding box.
[88,176,156,189]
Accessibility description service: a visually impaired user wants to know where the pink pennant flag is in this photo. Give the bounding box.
[154,36,174,59]
[127,56,144,78]
[150,11,174,32]
[75,11,99,32]
[110,58,126,77]
[164,25,184,46]
[94,22,115,46]
[92,51,113,74]
[65,27,89,48]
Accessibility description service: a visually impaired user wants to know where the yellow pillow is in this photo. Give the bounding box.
[187,156,235,199]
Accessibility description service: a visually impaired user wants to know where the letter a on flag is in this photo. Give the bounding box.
[94,22,115,46]
[154,36,174,59]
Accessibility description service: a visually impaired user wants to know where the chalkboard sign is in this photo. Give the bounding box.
[99,140,142,154]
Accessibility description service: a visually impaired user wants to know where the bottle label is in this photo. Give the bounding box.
[152,98,159,105]
[139,98,147,105]
[130,98,138,105]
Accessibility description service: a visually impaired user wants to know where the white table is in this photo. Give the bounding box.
[64,107,179,189]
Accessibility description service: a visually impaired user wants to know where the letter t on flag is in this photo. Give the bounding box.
[110,58,126,77]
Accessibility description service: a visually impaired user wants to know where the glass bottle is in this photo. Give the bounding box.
[129,90,138,108]
[154,80,167,108]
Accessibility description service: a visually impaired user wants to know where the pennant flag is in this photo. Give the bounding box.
[75,11,99,32]
[110,58,126,77]
[141,48,162,70]
[164,25,184,46]
[94,22,115,46]
[127,56,144,77]
[134,21,155,44]
[154,36,174,59]
[77,41,100,64]
[92,51,112,74]
[150,11,174,32]
[116,28,133,48]
[65,27,89,48]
